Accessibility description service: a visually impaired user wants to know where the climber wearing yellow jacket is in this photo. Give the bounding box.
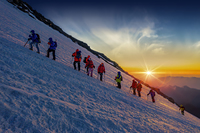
[115,71,123,89]
[179,105,185,115]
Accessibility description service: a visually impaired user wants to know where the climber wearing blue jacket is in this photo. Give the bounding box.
[147,89,156,103]
[28,30,40,53]
[46,37,57,60]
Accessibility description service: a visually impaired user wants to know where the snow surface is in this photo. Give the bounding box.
[0,0,200,132]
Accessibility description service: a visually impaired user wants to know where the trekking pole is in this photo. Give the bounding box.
[129,87,131,93]
[104,73,105,82]
[24,40,29,47]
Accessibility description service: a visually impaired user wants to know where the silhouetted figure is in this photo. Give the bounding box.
[147,89,156,103]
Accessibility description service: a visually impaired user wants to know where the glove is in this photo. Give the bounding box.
[28,38,31,41]
[98,72,100,74]
[29,35,31,37]
[93,66,95,68]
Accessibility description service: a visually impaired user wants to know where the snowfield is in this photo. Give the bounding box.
[0,0,200,132]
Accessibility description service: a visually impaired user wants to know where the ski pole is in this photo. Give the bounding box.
[129,87,131,93]
[24,40,29,47]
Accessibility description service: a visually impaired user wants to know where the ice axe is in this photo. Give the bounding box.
[24,40,29,47]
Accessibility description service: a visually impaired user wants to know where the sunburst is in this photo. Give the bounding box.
[132,57,169,86]
[146,71,152,75]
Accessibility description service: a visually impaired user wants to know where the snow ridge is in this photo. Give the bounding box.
[0,0,200,132]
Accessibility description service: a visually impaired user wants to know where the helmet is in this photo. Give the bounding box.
[180,105,183,107]
[30,30,35,34]
[76,49,79,52]
[49,37,52,41]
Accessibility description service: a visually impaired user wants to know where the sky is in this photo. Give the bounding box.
[22,0,200,77]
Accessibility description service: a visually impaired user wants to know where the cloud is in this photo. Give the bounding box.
[152,47,165,55]
[195,41,200,48]
[143,43,165,55]
[146,43,163,50]
[53,9,197,68]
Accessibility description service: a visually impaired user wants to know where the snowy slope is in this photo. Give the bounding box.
[0,0,200,132]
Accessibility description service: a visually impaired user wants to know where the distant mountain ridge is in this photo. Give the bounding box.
[161,85,200,118]
[159,76,200,90]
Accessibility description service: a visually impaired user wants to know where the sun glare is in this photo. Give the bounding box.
[146,71,151,75]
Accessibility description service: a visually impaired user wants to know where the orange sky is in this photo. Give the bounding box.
[123,65,200,79]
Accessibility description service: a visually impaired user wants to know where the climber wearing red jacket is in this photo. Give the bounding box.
[98,63,105,81]
[85,58,95,77]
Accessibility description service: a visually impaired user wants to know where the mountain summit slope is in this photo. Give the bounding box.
[0,0,200,132]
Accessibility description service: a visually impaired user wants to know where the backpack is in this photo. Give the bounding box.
[54,41,57,47]
[76,51,81,59]
[88,60,94,68]
[36,33,41,43]
[83,57,87,63]
[152,91,155,97]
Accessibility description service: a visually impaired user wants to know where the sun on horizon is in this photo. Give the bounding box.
[146,71,152,75]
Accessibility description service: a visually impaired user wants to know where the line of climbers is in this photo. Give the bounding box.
[130,79,185,114]
[25,30,185,115]
[24,30,57,60]
[25,30,106,81]
[130,80,155,102]
[71,49,106,81]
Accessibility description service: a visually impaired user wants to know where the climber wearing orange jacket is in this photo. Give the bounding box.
[72,49,82,71]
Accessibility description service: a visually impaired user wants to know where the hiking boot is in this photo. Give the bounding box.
[37,52,40,54]
[29,48,33,51]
